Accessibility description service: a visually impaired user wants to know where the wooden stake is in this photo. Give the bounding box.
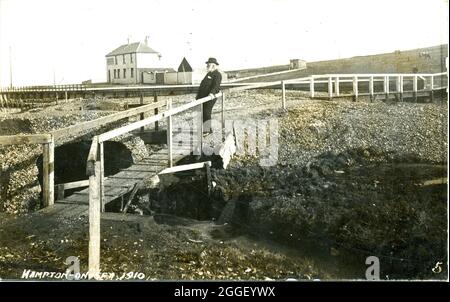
[399,76,404,101]
[430,75,434,102]
[88,156,101,279]
[281,81,286,109]
[353,76,358,101]
[42,136,54,207]
[99,142,105,212]
[310,77,315,98]
[328,77,333,100]
[384,76,389,100]
[166,100,173,167]
[335,77,340,97]
[413,75,418,102]
[369,76,374,102]
[196,104,203,156]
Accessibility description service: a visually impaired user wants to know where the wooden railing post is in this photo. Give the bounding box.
[310,77,315,98]
[413,75,418,102]
[384,76,389,100]
[335,77,340,97]
[99,141,105,212]
[328,77,333,100]
[430,75,434,102]
[42,135,54,207]
[88,159,101,279]
[352,76,358,101]
[398,75,404,101]
[87,136,101,279]
[166,100,173,167]
[281,81,286,109]
[196,103,203,157]
[369,76,374,102]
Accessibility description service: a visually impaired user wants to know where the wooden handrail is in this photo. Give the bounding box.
[0,134,52,145]
[86,136,99,176]
[51,100,166,140]
[98,92,223,143]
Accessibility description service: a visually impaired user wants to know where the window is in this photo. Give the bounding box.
[115,56,117,65]
[123,68,126,78]
[130,54,133,63]
[123,54,125,64]
[117,69,120,78]
[131,68,134,78]
[114,69,116,79]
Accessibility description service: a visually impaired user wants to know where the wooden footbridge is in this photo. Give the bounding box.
[0,71,447,278]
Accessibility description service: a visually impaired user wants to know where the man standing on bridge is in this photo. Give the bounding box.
[196,57,222,134]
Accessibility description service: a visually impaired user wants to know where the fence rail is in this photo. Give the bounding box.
[283,71,447,101]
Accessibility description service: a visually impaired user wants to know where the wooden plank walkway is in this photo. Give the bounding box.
[38,129,213,218]
[58,148,184,206]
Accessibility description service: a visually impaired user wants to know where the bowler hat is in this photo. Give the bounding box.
[205,57,219,65]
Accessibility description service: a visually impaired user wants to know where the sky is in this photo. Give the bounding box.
[0,0,448,86]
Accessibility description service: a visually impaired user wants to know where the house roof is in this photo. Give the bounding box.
[178,57,193,72]
[106,42,159,56]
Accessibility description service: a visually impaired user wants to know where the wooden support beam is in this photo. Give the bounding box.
[88,154,101,279]
[42,136,54,207]
[159,161,212,175]
[328,77,333,100]
[122,182,140,213]
[384,76,389,100]
[55,179,90,192]
[310,77,315,98]
[281,81,286,109]
[196,104,203,156]
[99,142,105,212]
[430,75,434,102]
[335,77,340,97]
[166,100,173,167]
[369,76,374,102]
[353,76,358,101]
[205,161,212,196]
[397,76,403,101]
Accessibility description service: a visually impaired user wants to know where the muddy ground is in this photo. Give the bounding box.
[0,90,448,280]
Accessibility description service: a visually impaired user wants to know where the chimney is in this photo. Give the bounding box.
[145,36,149,45]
